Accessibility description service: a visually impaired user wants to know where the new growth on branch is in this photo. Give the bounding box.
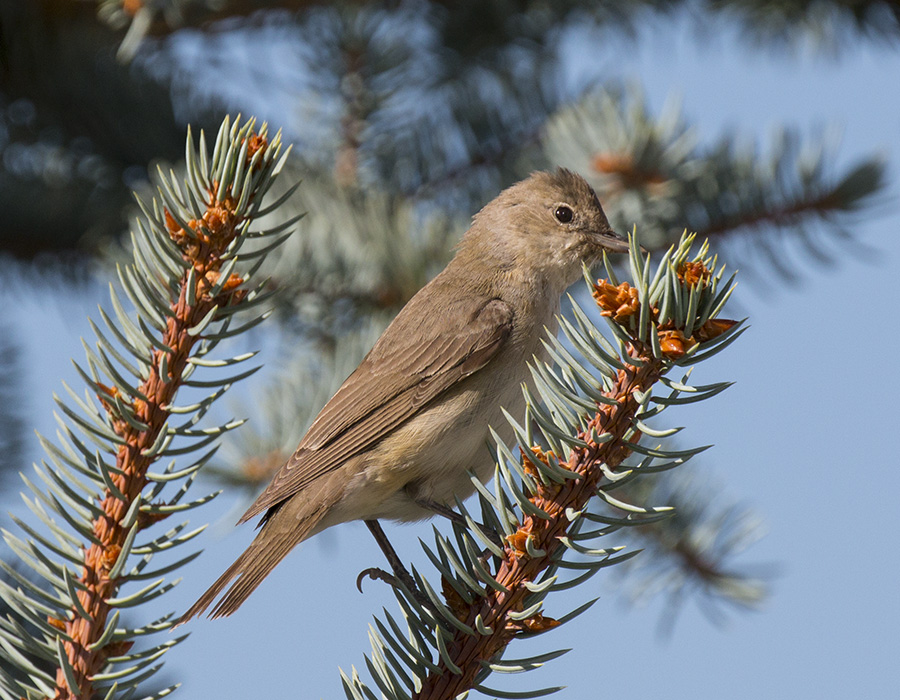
[0,117,297,700]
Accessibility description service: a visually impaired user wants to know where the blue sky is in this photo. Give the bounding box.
[2,9,899,700]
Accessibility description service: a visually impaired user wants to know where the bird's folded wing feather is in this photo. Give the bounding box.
[238,293,514,523]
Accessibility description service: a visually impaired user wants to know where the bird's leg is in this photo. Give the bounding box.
[412,495,504,549]
[413,497,467,527]
[359,520,437,615]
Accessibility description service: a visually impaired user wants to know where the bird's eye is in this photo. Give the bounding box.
[554,205,574,223]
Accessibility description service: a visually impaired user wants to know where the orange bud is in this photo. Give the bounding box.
[523,446,553,478]
[505,530,529,558]
[529,446,554,466]
[164,209,200,249]
[592,152,667,187]
[592,279,640,322]
[164,209,180,233]
[203,206,231,238]
[658,329,695,359]
[107,640,135,656]
[696,318,738,342]
[677,261,711,288]
[245,133,268,169]
[207,210,224,232]
[99,384,118,398]
[593,152,636,175]
[95,383,123,415]
[102,544,122,571]
[520,613,561,633]
[530,447,544,462]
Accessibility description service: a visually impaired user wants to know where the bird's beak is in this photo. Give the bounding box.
[594,229,636,254]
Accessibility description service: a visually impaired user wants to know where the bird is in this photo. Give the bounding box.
[180,168,629,622]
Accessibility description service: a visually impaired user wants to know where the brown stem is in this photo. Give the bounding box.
[696,189,844,240]
[334,45,367,187]
[50,135,267,699]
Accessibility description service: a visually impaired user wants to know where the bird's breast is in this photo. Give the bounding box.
[343,298,559,521]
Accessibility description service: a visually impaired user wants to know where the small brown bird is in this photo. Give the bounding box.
[181,169,628,621]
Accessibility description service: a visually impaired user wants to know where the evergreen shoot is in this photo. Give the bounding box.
[0,116,296,700]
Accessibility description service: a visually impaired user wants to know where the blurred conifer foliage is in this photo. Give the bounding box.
[0,1,892,256]
[0,0,891,668]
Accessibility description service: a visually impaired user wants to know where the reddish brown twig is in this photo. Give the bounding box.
[51,133,268,700]
[697,189,847,240]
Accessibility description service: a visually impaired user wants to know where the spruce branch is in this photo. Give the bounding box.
[695,157,885,238]
[342,232,744,700]
[0,116,294,700]
[415,346,669,698]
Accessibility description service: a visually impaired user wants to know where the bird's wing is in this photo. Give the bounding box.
[238,293,514,523]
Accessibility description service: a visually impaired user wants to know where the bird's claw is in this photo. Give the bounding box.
[356,567,396,593]
[356,564,439,617]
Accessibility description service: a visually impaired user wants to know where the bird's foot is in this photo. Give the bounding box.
[362,520,439,616]
[356,567,398,593]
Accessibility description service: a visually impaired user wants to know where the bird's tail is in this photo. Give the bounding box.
[179,499,329,623]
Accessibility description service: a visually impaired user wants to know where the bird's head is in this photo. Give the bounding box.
[464,168,630,292]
